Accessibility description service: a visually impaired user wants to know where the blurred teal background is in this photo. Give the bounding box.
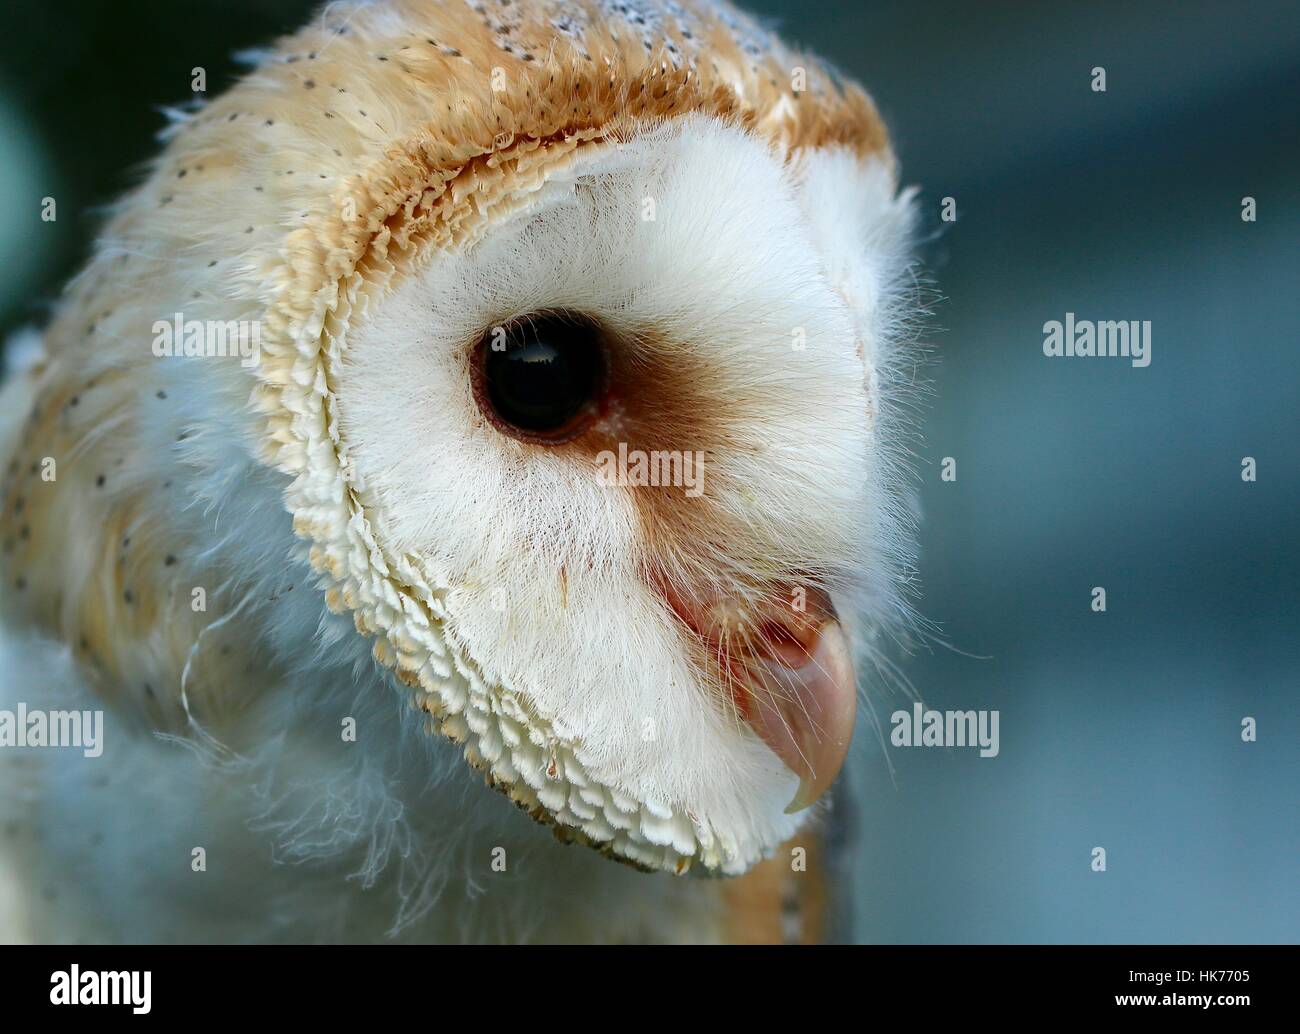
[1,1,1296,942]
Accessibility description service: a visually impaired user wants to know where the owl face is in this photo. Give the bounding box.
[329,116,913,872]
[15,0,915,879]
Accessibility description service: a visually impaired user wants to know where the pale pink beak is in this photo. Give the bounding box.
[746,614,858,813]
[658,582,858,813]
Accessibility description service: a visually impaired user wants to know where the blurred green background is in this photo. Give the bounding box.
[1,1,1296,942]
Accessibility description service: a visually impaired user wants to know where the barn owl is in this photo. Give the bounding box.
[0,0,918,944]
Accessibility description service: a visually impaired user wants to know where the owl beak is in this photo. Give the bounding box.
[743,614,858,814]
[658,580,857,814]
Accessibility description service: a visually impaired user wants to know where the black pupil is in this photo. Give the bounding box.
[480,314,603,435]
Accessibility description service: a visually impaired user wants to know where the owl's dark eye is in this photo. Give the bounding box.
[472,312,608,443]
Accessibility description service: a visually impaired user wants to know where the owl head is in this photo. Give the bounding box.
[11,0,920,877]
